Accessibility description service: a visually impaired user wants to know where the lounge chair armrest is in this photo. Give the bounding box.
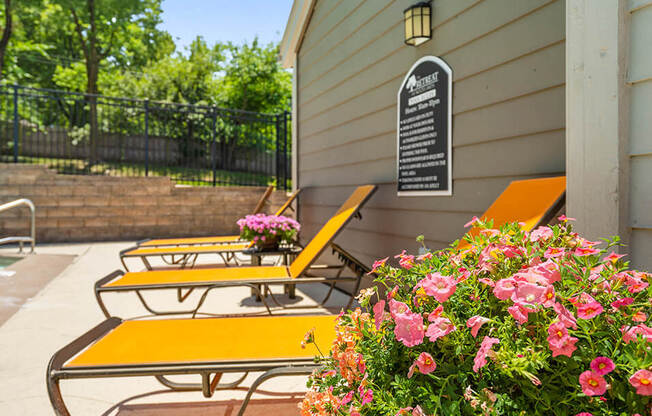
[95,270,125,290]
[331,243,370,276]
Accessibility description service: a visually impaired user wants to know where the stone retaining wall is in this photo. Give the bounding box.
[0,163,289,243]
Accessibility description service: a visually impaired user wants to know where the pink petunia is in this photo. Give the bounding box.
[579,371,607,396]
[626,277,649,294]
[534,260,562,284]
[541,285,556,307]
[493,278,517,300]
[544,246,566,259]
[508,302,532,325]
[629,369,652,396]
[577,302,604,319]
[341,390,354,405]
[558,214,576,222]
[426,317,456,342]
[419,273,457,303]
[547,321,579,357]
[590,357,615,375]
[553,302,578,329]
[611,297,634,309]
[478,278,495,287]
[512,282,546,305]
[621,324,652,344]
[575,413,593,416]
[632,311,647,322]
[360,388,374,406]
[529,226,554,242]
[393,311,425,347]
[368,257,389,275]
[472,336,499,373]
[389,299,410,319]
[575,247,601,257]
[408,352,437,378]
[373,300,386,330]
[603,251,626,263]
[467,315,490,338]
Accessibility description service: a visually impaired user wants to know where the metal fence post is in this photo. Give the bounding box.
[283,110,290,191]
[275,114,281,190]
[144,100,149,176]
[211,111,217,187]
[12,84,19,163]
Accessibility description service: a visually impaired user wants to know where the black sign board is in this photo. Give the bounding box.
[397,56,452,196]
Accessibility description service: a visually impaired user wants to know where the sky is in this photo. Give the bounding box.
[160,0,295,52]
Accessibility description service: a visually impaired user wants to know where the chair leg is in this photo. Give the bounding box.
[46,374,71,416]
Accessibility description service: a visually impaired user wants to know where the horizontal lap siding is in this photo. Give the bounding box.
[628,3,652,270]
[295,0,566,274]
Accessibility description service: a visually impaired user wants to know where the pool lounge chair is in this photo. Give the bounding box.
[135,185,291,248]
[95,185,377,317]
[458,176,566,248]
[47,314,335,416]
[119,188,302,270]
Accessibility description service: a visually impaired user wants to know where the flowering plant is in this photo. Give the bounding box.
[237,213,300,248]
[300,217,651,416]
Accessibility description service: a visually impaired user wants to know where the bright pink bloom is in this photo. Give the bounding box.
[577,302,604,319]
[534,260,561,284]
[389,299,410,319]
[611,297,634,309]
[604,251,626,263]
[467,315,490,338]
[626,277,649,294]
[621,324,652,344]
[387,285,398,300]
[508,302,532,325]
[544,246,566,259]
[530,226,553,242]
[632,311,647,322]
[541,285,556,307]
[426,317,456,342]
[493,278,516,300]
[368,257,389,274]
[478,278,495,287]
[590,357,615,375]
[464,216,480,228]
[512,282,546,305]
[360,388,373,406]
[553,302,578,329]
[579,371,607,396]
[427,305,443,320]
[341,390,354,405]
[575,247,601,256]
[419,273,457,303]
[558,214,576,222]
[408,352,436,378]
[373,300,386,330]
[472,336,499,373]
[629,369,652,396]
[393,312,424,347]
[550,335,578,357]
[575,413,593,416]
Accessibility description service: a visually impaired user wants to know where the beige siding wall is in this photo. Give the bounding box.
[295,0,566,270]
[628,1,652,270]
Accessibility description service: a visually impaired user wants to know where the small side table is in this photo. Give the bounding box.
[243,246,301,300]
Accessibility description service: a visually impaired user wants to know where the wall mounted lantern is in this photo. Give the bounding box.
[404,2,432,46]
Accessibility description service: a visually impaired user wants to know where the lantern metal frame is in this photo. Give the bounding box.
[404,2,432,46]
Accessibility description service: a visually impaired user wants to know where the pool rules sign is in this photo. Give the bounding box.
[397,56,452,196]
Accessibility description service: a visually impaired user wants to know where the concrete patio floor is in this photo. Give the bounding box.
[0,241,350,415]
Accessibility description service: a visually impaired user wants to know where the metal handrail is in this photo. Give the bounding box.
[0,198,35,253]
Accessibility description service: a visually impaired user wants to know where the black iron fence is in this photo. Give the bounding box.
[0,85,291,189]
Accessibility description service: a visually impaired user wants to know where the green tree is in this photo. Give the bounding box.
[0,0,12,79]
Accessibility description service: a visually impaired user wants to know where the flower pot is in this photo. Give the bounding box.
[255,238,280,252]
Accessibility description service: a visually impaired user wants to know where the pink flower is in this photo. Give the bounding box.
[626,277,649,294]
[530,226,553,242]
[389,299,410,319]
[604,251,626,263]
[512,282,546,305]
[508,302,532,325]
[419,273,457,303]
[473,336,499,373]
[558,214,576,222]
[373,300,386,330]
[590,357,615,375]
[464,216,480,228]
[416,252,433,261]
[575,413,593,416]
[387,285,398,300]
[467,315,490,338]
[426,316,456,342]
[575,247,601,256]
[493,278,516,300]
[478,278,495,287]
[579,371,607,396]
[341,390,354,405]
[541,285,556,307]
[360,388,374,406]
[577,301,604,319]
[553,302,578,329]
[408,352,436,378]
[611,297,634,309]
[534,260,561,284]
[547,321,579,357]
[629,369,652,396]
[622,324,652,344]
[368,257,389,274]
[393,312,424,347]
[544,246,566,259]
[395,250,415,269]
[632,311,647,322]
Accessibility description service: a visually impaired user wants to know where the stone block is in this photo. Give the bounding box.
[0,185,20,196]
[57,218,82,228]
[83,217,110,228]
[57,197,84,207]
[84,196,110,207]
[72,185,101,197]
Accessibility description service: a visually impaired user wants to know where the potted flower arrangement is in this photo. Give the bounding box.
[300,217,651,415]
[237,213,300,251]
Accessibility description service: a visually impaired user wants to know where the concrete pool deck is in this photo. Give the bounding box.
[0,242,350,415]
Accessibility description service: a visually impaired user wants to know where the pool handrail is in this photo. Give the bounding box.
[0,198,35,253]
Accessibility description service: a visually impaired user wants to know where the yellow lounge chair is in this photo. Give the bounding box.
[458,176,566,248]
[47,314,335,416]
[119,188,301,270]
[95,185,377,317]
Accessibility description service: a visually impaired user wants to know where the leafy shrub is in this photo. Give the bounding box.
[300,217,651,416]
